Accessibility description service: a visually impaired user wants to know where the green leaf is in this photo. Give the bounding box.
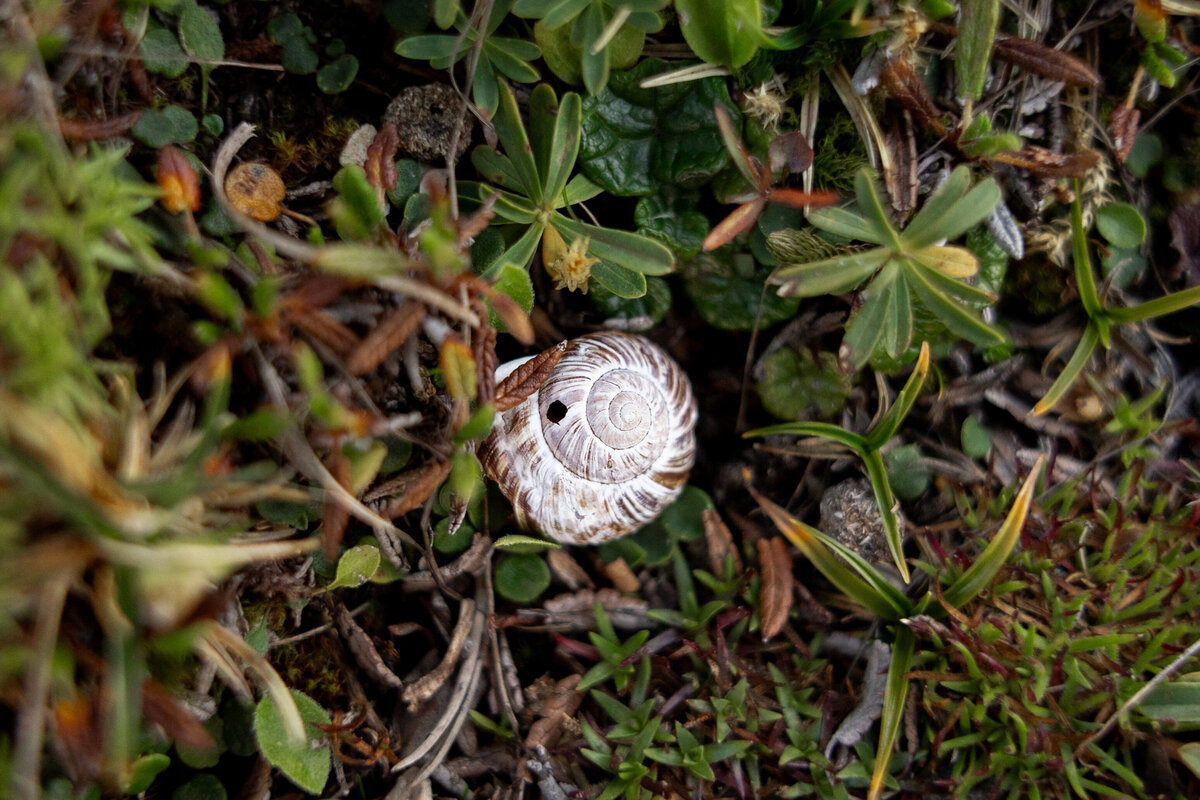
[1110,284,1200,324]
[869,627,914,800]
[486,262,535,327]
[854,170,904,251]
[883,444,928,502]
[1138,680,1200,723]
[843,277,893,369]
[905,261,1007,347]
[178,1,225,63]
[659,486,714,542]
[956,0,999,104]
[132,104,198,147]
[317,54,358,93]
[634,189,709,259]
[141,27,188,78]
[172,774,227,800]
[540,89,583,204]
[590,261,647,298]
[556,216,675,275]
[494,534,562,551]
[579,58,739,196]
[770,247,891,298]
[327,544,382,591]
[865,341,930,449]
[683,250,800,330]
[676,0,770,68]
[279,36,318,74]
[255,690,331,795]
[961,415,991,459]
[745,420,867,451]
[590,274,671,322]
[126,754,171,795]
[756,347,852,420]
[808,206,887,244]
[902,166,970,246]
[331,165,383,239]
[942,456,1043,608]
[1095,202,1147,249]
[492,81,543,204]
[1032,323,1101,415]
[494,552,551,602]
[904,177,1001,249]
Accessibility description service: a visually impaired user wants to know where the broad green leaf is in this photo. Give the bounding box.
[179,1,225,63]
[880,270,913,358]
[316,54,358,94]
[1138,680,1200,723]
[808,206,887,243]
[395,34,459,61]
[634,189,709,259]
[683,250,800,330]
[529,83,560,188]
[490,222,544,273]
[562,173,604,205]
[770,247,890,298]
[902,166,971,245]
[326,544,381,591]
[255,690,331,795]
[843,278,893,369]
[756,348,852,420]
[141,27,188,78]
[1095,201,1147,248]
[493,81,543,204]
[555,216,674,275]
[487,37,543,81]
[540,89,583,205]
[591,275,671,323]
[957,0,999,104]
[132,105,198,148]
[676,0,770,68]
[590,260,647,298]
[486,263,535,326]
[942,456,1043,607]
[904,178,1001,249]
[579,58,739,196]
[1032,323,1101,415]
[494,552,551,602]
[331,165,383,239]
[471,146,523,190]
[868,627,914,800]
[578,5,610,95]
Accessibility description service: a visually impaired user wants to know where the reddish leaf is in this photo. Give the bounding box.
[322,448,352,560]
[1108,105,1141,164]
[346,299,425,375]
[365,123,400,192]
[993,147,1100,178]
[992,33,1101,87]
[880,54,947,135]
[378,461,452,518]
[764,188,839,209]
[59,110,143,141]
[768,131,814,174]
[703,198,767,251]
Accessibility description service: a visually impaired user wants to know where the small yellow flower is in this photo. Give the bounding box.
[542,225,599,293]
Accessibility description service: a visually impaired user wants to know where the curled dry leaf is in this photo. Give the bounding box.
[703,508,742,576]
[365,123,400,193]
[58,110,143,141]
[347,299,426,375]
[493,341,567,412]
[880,54,946,136]
[156,145,201,214]
[1108,104,1141,164]
[992,33,1102,87]
[374,461,453,519]
[474,325,498,407]
[757,537,793,641]
[225,162,286,222]
[993,147,1100,178]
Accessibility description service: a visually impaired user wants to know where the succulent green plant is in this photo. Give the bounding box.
[394,0,541,117]
[468,80,674,297]
[769,166,1007,368]
[511,0,667,95]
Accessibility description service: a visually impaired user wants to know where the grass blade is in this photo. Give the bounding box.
[868,626,914,800]
[865,341,930,450]
[942,455,1044,608]
[1032,324,1100,416]
[862,449,910,583]
[744,420,867,451]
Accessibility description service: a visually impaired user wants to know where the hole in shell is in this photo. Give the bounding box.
[547,400,567,424]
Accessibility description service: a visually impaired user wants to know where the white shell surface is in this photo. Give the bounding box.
[480,332,697,545]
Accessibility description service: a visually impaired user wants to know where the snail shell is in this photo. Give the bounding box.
[480,332,697,545]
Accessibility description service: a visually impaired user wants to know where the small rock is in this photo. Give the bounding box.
[383,84,472,163]
[818,478,903,567]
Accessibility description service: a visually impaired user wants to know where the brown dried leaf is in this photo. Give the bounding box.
[483,287,535,345]
[757,537,793,641]
[59,110,143,141]
[458,192,498,243]
[365,123,400,192]
[474,325,498,406]
[321,449,352,560]
[547,548,595,591]
[290,309,360,356]
[495,341,567,412]
[335,602,404,689]
[346,299,425,375]
[401,598,476,711]
[992,33,1101,87]
[704,508,742,576]
[883,110,919,217]
[880,54,947,135]
[375,461,452,518]
[993,147,1100,178]
[1108,105,1141,164]
[601,557,640,594]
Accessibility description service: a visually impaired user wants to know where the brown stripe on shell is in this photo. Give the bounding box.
[479,332,697,545]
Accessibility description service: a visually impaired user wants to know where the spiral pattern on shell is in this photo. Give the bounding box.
[480,332,697,545]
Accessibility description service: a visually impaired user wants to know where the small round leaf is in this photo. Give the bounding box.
[1095,202,1147,249]
[494,553,551,603]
